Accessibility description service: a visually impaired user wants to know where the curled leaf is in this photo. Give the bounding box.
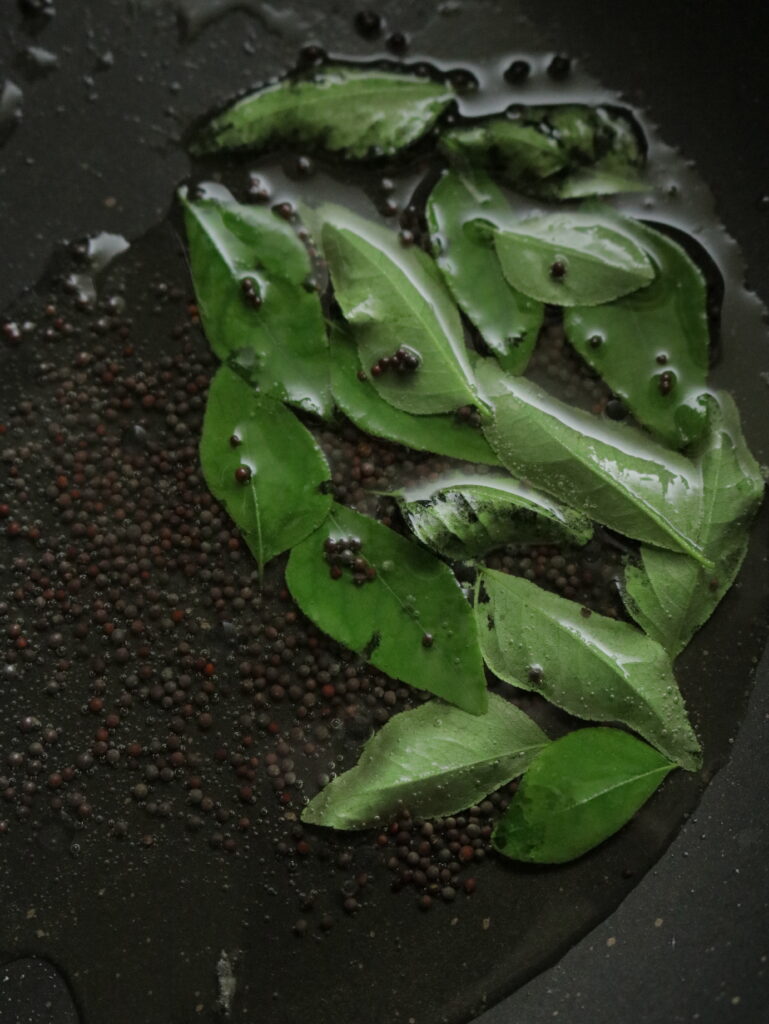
[399,475,592,560]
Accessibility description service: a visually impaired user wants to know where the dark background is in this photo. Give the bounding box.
[1,2,768,1022]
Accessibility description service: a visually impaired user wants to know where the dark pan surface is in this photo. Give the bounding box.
[0,3,768,1024]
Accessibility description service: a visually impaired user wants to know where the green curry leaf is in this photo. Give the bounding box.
[426,169,544,374]
[491,209,655,306]
[621,393,765,656]
[492,727,675,863]
[285,503,488,715]
[476,568,701,769]
[564,216,711,448]
[329,324,500,465]
[191,65,454,158]
[302,694,548,829]
[181,186,331,417]
[200,366,332,573]
[321,204,480,415]
[477,362,708,564]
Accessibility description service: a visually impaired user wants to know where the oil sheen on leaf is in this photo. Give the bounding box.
[565,216,710,448]
[321,204,479,415]
[492,728,675,863]
[477,362,708,564]
[200,366,332,573]
[285,504,488,715]
[439,105,645,199]
[399,475,592,560]
[426,169,543,374]
[529,105,646,199]
[439,117,567,188]
[329,324,500,465]
[491,209,655,306]
[476,569,701,769]
[622,393,765,656]
[181,185,331,417]
[191,65,454,158]
[302,694,548,829]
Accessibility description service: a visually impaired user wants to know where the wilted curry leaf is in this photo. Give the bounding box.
[200,366,332,573]
[492,728,675,863]
[529,105,646,198]
[191,65,454,158]
[302,694,548,829]
[438,105,645,198]
[399,475,592,560]
[476,568,701,769]
[426,169,543,374]
[181,185,331,417]
[286,503,488,715]
[438,116,566,188]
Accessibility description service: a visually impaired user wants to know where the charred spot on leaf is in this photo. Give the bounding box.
[476,581,490,605]
[485,613,494,630]
[363,632,381,658]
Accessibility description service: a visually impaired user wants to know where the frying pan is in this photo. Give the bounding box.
[1,2,768,1023]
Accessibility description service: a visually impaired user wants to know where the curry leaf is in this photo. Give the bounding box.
[476,569,701,769]
[285,503,488,715]
[622,393,765,656]
[492,728,675,864]
[191,65,454,158]
[302,694,548,829]
[200,366,332,573]
[426,169,544,374]
[528,105,646,199]
[321,204,480,415]
[181,186,331,417]
[439,106,646,198]
[399,475,592,560]
[439,117,566,188]
[491,209,655,306]
[477,362,708,564]
[564,216,710,447]
[329,324,500,465]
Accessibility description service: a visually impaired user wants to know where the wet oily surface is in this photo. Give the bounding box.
[1,39,769,1024]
